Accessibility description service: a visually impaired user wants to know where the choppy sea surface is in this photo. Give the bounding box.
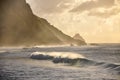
[0,44,120,80]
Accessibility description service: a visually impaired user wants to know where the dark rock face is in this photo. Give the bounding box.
[0,0,37,46]
[0,0,86,46]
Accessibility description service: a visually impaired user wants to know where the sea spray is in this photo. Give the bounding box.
[30,52,120,70]
[30,52,85,60]
[30,52,98,67]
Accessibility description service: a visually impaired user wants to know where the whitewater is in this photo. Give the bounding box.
[0,44,120,80]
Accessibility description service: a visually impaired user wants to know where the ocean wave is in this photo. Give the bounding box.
[30,52,85,60]
[30,52,120,72]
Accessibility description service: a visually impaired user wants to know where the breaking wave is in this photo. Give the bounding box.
[30,52,120,72]
[30,52,85,60]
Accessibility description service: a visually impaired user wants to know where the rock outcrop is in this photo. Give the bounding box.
[73,33,86,42]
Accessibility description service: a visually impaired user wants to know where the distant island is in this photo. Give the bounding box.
[0,0,86,46]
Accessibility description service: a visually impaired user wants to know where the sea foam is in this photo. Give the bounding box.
[30,52,85,59]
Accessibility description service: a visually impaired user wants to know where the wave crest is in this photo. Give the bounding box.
[30,52,120,73]
[30,52,85,60]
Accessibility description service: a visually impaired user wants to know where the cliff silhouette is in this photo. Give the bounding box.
[0,0,86,46]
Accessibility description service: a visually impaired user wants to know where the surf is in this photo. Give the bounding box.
[30,51,120,73]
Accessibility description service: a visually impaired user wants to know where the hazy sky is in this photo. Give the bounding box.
[26,0,120,43]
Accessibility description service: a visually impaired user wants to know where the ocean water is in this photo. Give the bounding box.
[0,44,120,80]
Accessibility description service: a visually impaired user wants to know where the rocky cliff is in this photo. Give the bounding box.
[0,0,86,46]
[73,33,86,42]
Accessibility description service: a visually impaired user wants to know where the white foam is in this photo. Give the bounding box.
[31,52,85,59]
[32,44,72,48]
[31,52,46,56]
